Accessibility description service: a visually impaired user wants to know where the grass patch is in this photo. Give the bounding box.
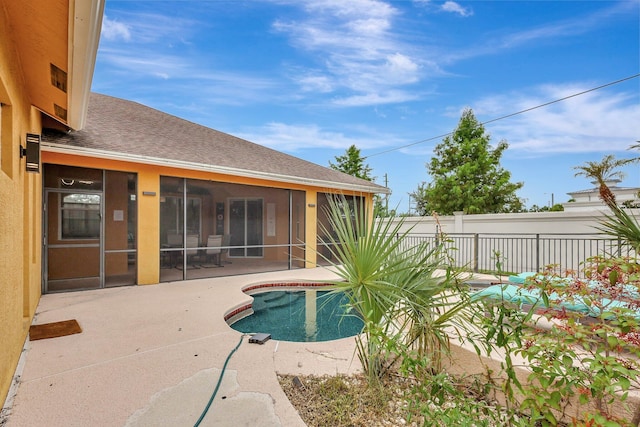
[278,372,567,426]
[278,374,408,426]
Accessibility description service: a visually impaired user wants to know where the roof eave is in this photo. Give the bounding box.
[66,0,105,130]
[41,143,391,195]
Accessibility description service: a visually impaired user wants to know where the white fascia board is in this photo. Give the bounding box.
[41,143,391,195]
[67,0,105,130]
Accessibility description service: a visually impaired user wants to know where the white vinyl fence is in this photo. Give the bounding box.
[383,209,640,277]
[397,232,630,276]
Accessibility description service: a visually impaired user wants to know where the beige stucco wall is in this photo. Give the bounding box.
[0,8,43,406]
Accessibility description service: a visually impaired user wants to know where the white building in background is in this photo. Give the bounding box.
[562,179,640,212]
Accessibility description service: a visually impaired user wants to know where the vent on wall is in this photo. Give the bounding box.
[53,104,67,121]
[50,63,67,93]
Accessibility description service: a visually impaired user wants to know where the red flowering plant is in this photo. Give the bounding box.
[514,257,640,426]
[475,159,640,425]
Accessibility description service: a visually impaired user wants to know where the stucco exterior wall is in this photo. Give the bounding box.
[0,8,43,406]
[137,166,161,285]
[305,190,318,268]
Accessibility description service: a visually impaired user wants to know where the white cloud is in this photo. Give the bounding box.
[96,10,203,81]
[97,9,281,99]
[412,0,473,17]
[300,0,398,20]
[347,18,391,35]
[385,53,419,83]
[472,82,640,154]
[444,2,635,63]
[237,122,400,152]
[97,48,188,79]
[99,10,198,46]
[101,15,131,41]
[441,1,473,17]
[333,90,421,107]
[272,0,424,105]
[296,73,335,93]
[121,12,197,44]
[374,107,387,118]
[97,46,280,106]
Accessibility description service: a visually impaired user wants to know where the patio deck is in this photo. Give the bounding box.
[2,268,363,427]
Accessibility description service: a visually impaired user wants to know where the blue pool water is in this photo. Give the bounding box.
[230,290,363,342]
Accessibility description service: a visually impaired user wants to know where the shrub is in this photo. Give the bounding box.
[474,256,640,426]
[320,195,476,384]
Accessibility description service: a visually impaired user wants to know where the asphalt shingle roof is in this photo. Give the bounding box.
[42,93,388,194]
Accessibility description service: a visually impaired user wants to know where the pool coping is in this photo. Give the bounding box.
[224,281,336,325]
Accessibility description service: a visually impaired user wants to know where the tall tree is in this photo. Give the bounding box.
[329,145,391,217]
[410,108,524,215]
[574,154,640,251]
[573,154,632,208]
[329,144,374,181]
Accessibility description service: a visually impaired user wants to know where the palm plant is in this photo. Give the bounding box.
[594,203,640,252]
[574,154,640,251]
[319,195,474,384]
[573,154,633,209]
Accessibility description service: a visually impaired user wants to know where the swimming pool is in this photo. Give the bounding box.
[229,289,363,342]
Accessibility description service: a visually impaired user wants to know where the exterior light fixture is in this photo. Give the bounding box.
[20,133,40,173]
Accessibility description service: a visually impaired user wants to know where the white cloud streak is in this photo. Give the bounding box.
[444,1,637,63]
[474,83,640,154]
[441,1,473,17]
[237,122,403,152]
[101,15,131,41]
[333,90,421,107]
[96,9,281,104]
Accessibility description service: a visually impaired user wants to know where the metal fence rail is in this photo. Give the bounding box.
[398,233,632,277]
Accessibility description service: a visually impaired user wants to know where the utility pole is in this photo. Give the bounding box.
[384,173,389,213]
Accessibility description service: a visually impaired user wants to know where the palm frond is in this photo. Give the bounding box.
[317,194,479,379]
[594,204,640,252]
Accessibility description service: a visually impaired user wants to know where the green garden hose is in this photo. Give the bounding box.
[193,334,246,427]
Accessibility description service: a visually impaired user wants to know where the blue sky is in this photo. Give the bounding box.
[92,0,640,213]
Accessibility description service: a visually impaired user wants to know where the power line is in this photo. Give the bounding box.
[364,73,640,159]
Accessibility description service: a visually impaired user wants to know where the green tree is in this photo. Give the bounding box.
[329,144,373,181]
[330,145,393,217]
[410,108,524,215]
[528,204,564,212]
[373,196,394,218]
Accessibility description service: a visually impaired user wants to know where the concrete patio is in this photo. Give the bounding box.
[3,268,362,427]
